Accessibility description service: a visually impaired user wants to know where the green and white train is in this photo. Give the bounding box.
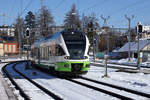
[31,29,90,75]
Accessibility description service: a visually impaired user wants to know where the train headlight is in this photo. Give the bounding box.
[64,56,70,59]
[86,64,90,68]
[64,64,69,68]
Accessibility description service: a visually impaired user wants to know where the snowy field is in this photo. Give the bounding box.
[109,58,150,67]
[85,65,150,94]
[0,57,26,62]
[91,57,150,68]
[0,58,150,100]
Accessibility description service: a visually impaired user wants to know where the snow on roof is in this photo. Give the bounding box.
[118,39,150,52]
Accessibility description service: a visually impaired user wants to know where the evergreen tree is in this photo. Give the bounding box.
[37,6,55,36]
[25,11,36,44]
[64,4,81,29]
[25,11,36,29]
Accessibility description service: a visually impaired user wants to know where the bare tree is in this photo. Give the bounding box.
[13,16,25,56]
[37,6,55,36]
[81,13,99,44]
[64,4,81,29]
[13,16,25,43]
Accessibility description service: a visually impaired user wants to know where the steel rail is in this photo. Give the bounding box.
[80,76,150,98]
[13,61,63,100]
[2,62,30,100]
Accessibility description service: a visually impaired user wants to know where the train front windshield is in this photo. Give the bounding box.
[66,42,85,59]
[62,30,86,59]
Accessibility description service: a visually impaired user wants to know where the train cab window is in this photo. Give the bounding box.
[55,45,65,56]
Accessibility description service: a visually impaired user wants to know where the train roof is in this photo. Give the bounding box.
[32,29,85,46]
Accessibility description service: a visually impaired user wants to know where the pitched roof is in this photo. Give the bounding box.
[118,39,150,52]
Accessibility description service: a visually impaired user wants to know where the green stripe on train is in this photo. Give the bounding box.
[36,61,90,72]
[55,61,90,72]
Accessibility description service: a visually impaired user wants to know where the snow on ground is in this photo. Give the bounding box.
[0,63,53,100]
[0,57,150,100]
[0,56,26,62]
[16,62,150,100]
[15,62,118,100]
[73,78,147,100]
[90,55,150,67]
[109,58,150,67]
[85,65,150,94]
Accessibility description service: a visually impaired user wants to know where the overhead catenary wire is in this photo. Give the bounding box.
[9,0,17,23]
[109,0,146,16]
[109,0,149,28]
[82,0,111,12]
[19,0,34,17]
[54,0,65,9]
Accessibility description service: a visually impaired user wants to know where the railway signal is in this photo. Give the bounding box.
[137,22,143,70]
[25,28,30,62]
[26,28,30,38]
[125,15,134,62]
[137,22,143,33]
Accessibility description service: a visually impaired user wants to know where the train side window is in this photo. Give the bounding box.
[40,48,42,59]
[46,47,49,60]
[56,45,65,56]
[48,47,52,56]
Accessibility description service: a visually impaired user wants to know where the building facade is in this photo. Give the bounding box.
[0,26,15,37]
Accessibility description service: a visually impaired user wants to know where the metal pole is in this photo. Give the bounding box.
[27,38,29,60]
[105,56,108,76]
[125,15,134,62]
[96,33,99,53]
[101,15,110,78]
[102,54,109,78]
[18,23,21,58]
[93,34,96,62]
[107,31,109,54]
[137,31,140,70]
[129,19,131,61]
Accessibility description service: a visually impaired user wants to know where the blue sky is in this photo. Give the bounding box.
[0,0,150,28]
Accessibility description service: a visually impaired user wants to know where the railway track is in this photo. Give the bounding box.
[65,78,134,100]
[65,77,150,100]
[79,76,150,98]
[91,62,137,70]
[6,61,149,100]
[34,63,150,100]
[34,65,132,99]
[91,61,150,69]
[3,61,63,100]
[2,62,30,100]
